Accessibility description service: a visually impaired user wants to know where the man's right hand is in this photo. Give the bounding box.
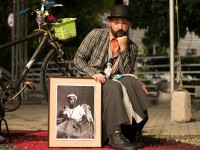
[92,73,106,83]
[117,36,127,52]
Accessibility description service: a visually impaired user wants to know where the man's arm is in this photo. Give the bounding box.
[74,29,109,83]
[119,40,138,74]
[74,29,102,77]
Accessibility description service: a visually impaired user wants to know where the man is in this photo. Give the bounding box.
[57,94,94,139]
[74,4,149,150]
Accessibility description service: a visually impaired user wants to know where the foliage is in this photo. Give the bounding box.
[129,0,200,54]
[0,0,13,70]
[1,0,200,70]
[52,0,115,58]
[27,0,114,45]
[56,0,114,45]
[0,0,114,70]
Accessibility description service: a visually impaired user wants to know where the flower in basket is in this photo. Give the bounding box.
[46,14,56,25]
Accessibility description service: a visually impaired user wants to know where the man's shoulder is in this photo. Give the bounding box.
[128,39,136,45]
[128,39,138,50]
[85,28,109,41]
[90,28,109,34]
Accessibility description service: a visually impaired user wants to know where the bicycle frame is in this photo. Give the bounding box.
[0,0,64,92]
[0,32,63,91]
[14,35,49,90]
[0,33,45,90]
[0,30,45,90]
[0,0,74,111]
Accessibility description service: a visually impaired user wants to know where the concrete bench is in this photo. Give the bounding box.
[195,86,200,97]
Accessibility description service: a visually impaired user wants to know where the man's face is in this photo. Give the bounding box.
[109,18,131,38]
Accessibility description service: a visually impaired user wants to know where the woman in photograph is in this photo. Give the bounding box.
[57,94,94,139]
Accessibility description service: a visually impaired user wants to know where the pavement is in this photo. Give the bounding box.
[2,96,200,147]
[143,100,200,146]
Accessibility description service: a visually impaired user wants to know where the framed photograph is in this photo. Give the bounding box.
[49,77,102,148]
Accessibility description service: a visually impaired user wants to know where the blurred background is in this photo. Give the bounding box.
[0,0,200,103]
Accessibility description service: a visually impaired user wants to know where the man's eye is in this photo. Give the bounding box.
[113,21,128,25]
[122,22,128,25]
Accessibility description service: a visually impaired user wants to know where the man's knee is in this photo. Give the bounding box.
[103,79,122,90]
[119,76,139,86]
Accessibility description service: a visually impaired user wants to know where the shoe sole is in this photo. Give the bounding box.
[108,143,138,150]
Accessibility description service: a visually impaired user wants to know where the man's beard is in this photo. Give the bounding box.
[111,28,128,38]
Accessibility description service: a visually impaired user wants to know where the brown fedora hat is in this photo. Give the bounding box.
[107,4,133,20]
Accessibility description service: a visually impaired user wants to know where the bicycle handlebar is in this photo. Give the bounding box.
[19,0,62,15]
[45,1,56,6]
[19,8,30,15]
[19,0,63,30]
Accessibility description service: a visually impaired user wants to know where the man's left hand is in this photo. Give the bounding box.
[141,82,148,95]
[133,75,148,95]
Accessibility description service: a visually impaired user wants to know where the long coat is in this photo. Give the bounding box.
[74,28,149,143]
[74,28,138,77]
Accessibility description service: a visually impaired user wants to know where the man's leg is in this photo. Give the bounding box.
[119,76,149,118]
[102,79,137,150]
[102,79,129,137]
[121,111,148,149]
[119,76,150,148]
[137,110,148,134]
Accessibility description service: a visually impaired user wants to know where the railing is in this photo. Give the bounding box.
[136,55,200,99]
[15,55,200,101]
[26,60,75,83]
[0,67,11,82]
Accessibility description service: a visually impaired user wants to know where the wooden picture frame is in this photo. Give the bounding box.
[49,77,102,148]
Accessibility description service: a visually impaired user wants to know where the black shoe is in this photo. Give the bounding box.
[108,131,138,150]
[133,131,145,149]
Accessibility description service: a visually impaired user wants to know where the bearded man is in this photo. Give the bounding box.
[74,4,150,150]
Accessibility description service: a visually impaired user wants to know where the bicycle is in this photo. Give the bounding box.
[0,0,76,112]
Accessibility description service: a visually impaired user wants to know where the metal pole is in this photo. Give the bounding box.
[170,0,175,94]
[11,0,16,80]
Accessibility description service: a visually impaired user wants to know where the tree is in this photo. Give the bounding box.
[129,0,200,54]
[55,0,114,45]
[0,0,13,70]
[51,0,115,59]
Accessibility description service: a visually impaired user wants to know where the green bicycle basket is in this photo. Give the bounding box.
[52,18,76,41]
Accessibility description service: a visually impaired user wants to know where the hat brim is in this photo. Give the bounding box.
[107,16,134,20]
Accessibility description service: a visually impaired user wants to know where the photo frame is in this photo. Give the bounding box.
[49,77,102,148]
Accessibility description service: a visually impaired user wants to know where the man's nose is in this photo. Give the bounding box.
[118,23,123,29]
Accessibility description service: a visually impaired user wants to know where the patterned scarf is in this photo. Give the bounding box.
[111,54,120,75]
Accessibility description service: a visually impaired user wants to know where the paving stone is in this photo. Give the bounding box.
[1,98,200,146]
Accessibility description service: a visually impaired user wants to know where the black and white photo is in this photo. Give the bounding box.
[49,77,101,147]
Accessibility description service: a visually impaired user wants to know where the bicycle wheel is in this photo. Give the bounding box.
[40,49,74,102]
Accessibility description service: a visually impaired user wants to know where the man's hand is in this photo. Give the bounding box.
[141,83,148,95]
[117,36,127,52]
[133,75,148,95]
[92,73,106,83]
